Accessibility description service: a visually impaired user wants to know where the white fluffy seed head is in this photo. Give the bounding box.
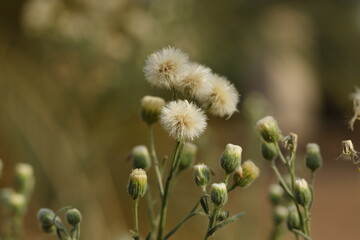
[201,74,239,118]
[160,100,207,142]
[174,63,213,102]
[143,47,189,89]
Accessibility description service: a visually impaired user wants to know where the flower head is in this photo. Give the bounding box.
[294,179,312,207]
[144,47,189,89]
[349,88,360,131]
[193,163,211,188]
[256,116,281,143]
[201,74,239,118]
[160,100,207,142]
[140,95,166,125]
[127,169,147,200]
[174,63,213,102]
[337,140,359,165]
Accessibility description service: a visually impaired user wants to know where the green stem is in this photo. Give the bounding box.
[148,124,164,197]
[309,171,316,210]
[133,199,140,240]
[157,141,183,240]
[304,206,311,237]
[224,174,230,185]
[270,224,283,240]
[292,229,312,240]
[274,142,305,234]
[145,184,156,235]
[164,201,201,240]
[205,206,220,240]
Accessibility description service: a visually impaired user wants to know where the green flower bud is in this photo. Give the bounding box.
[294,179,312,207]
[261,142,277,161]
[66,208,82,226]
[127,169,147,200]
[140,96,166,125]
[131,145,151,171]
[273,205,288,225]
[37,208,55,227]
[256,116,281,143]
[14,163,35,196]
[305,143,322,172]
[217,211,229,221]
[178,142,197,172]
[287,206,301,231]
[220,144,242,175]
[233,160,260,188]
[193,164,211,188]
[41,224,57,234]
[8,192,26,215]
[268,184,285,205]
[210,183,228,207]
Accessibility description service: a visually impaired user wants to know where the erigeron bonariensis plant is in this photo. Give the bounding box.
[257,116,323,240]
[126,47,260,240]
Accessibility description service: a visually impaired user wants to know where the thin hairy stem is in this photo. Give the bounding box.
[132,199,140,240]
[157,141,183,240]
[204,206,221,240]
[148,124,164,196]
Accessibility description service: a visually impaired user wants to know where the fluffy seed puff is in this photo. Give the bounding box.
[160,100,207,142]
[174,63,213,102]
[201,74,239,118]
[144,47,189,89]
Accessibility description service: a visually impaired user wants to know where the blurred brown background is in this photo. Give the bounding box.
[1,0,360,239]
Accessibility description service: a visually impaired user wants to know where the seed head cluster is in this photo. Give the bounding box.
[160,100,207,142]
[144,47,240,119]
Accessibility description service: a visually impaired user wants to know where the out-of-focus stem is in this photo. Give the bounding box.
[147,124,164,196]
[157,141,183,240]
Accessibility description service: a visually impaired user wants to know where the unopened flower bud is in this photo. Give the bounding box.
[37,208,55,227]
[273,206,288,225]
[287,206,301,231]
[256,116,281,143]
[233,160,260,188]
[66,208,82,226]
[294,179,312,207]
[193,164,211,188]
[178,142,197,172]
[140,96,166,125]
[8,192,26,215]
[305,143,323,172]
[220,144,242,174]
[131,145,151,171]
[217,211,229,221]
[127,169,147,200]
[261,142,277,161]
[14,163,35,196]
[210,183,228,207]
[268,184,285,205]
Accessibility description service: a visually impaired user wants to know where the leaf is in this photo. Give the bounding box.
[207,212,246,236]
[200,195,209,215]
[145,232,151,240]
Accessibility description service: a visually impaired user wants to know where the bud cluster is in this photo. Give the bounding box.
[0,161,35,240]
[37,207,82,239]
